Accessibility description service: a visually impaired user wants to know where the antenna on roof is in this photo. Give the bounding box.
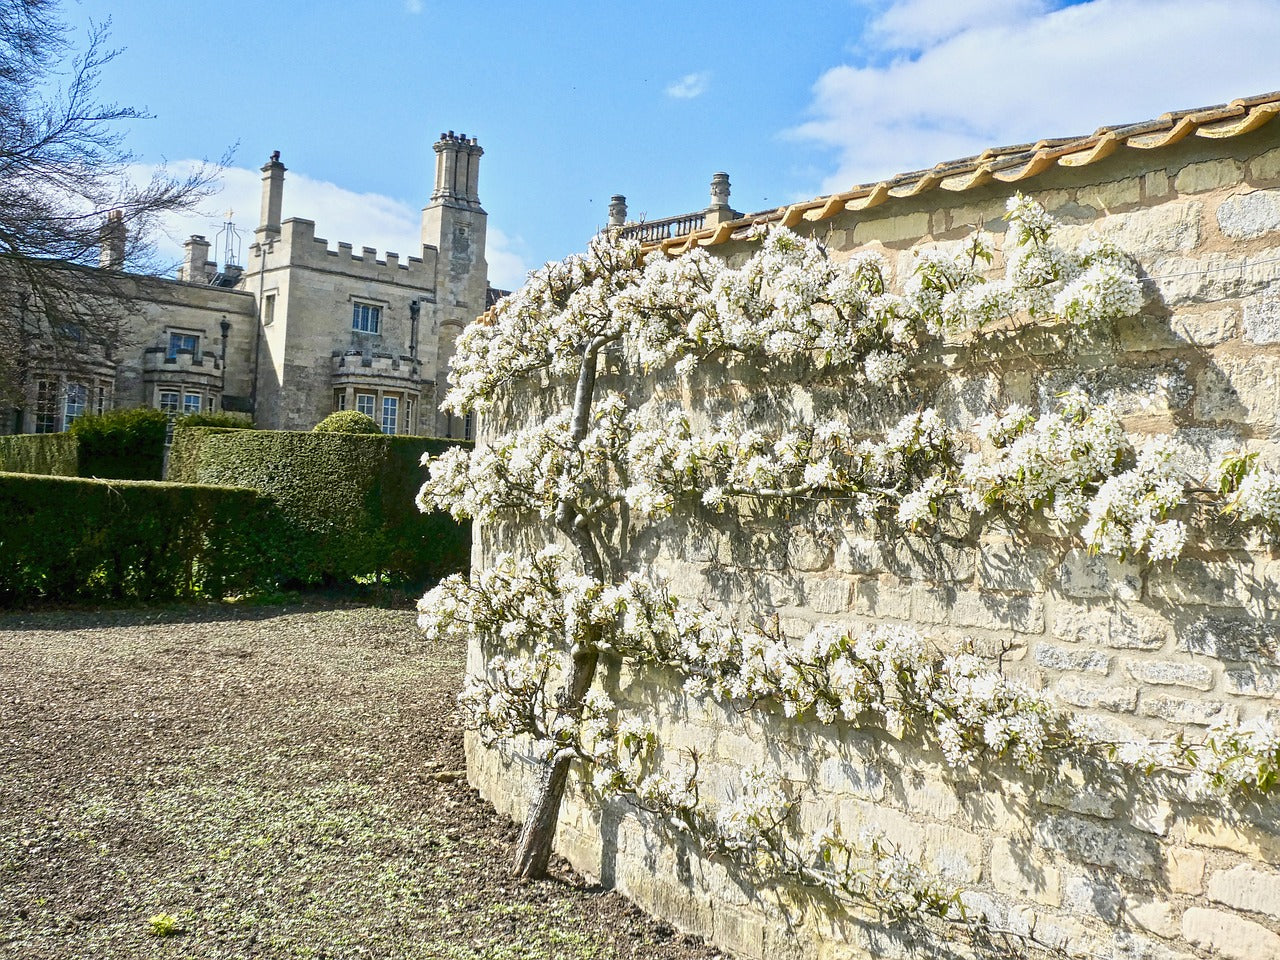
[214,211,242,271]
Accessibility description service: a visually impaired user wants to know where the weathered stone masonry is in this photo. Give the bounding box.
[9,132,498,439]
[469,97,1280,960]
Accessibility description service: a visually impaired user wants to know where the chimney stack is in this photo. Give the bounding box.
[704,172,739,227]
[432,131,483,207]
[608,195,628,228]
[257,150,286,240]
[180,235,214,282]
[99,209,126,270]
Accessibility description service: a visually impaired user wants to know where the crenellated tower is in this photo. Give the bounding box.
[422,131,490,436]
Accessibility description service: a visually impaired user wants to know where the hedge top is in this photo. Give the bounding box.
[313,411,382,434]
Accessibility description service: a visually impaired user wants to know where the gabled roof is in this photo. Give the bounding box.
[656,91,1280,254]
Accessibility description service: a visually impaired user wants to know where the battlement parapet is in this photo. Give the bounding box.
[331,350,422,389]
[249,218,440,287]
[142,347,223,384]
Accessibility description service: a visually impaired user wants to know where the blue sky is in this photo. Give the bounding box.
[60,0,1280,289]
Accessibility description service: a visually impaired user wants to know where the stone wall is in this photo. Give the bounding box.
[239,217,437,432]
[21,275,259,433]
[468,123,1280,960]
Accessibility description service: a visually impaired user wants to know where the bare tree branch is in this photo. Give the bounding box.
[0,0,221,405]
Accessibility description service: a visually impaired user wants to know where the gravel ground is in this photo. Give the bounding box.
[0,601,722,960]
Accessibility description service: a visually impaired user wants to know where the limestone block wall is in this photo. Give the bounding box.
[114,278,257,411]
[242,219,440,431]
[468,125,1280,960]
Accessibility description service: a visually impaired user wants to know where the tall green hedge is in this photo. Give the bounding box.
[0,408,168,480]
[0,433,78,475]
[69,407,168,480]
[168,427,470,587]
[0,473,284,604]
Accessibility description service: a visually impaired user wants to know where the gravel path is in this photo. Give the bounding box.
[0,602,720,960]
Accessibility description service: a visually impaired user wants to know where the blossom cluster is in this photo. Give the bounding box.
[427,551,1280,799]
[1192,716,1280,794]
[1217,452,1280,535]
[424,383,1218,562]
[445,195,1144,429]
[672,616,1056,770]
[1081,437,1187,561]
[443,235,644,414]
[417,401,630,524]
[626,407,958,523]
[904,195,1142,335]
[960,389,1126,524]
[960,392,1192,560]
[611,231,916,371]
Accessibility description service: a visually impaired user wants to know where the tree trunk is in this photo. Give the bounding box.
[510,647,599,878]
[509,335,610,879]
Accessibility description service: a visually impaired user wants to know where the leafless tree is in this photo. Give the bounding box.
[0,0,219,407]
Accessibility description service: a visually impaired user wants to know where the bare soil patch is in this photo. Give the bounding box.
[0,602,721,959]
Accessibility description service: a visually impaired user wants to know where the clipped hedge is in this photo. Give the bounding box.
[177,411,255,430]
[313,410,380,434]
[168,427,470,587]
[69,407,168,480]
[0,473,285,604]
[0,408,168,480]
[0,433,78,476]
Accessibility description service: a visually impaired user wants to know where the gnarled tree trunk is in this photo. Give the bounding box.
[509,336,608,879]
[510,647,600,878]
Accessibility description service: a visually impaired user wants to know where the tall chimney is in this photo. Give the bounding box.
[433,133,460,203]
[257,150,286,240]
[464,136,483,205]
[181,234,213,282]
[704,172,739,227]
[608,195,628,228]
[430,132,483,208]
[99,209,126,270]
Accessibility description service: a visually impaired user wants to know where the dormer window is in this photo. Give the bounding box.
[167,331,199,359]
[352,302,381,334]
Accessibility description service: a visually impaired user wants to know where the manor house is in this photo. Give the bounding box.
[16,132,500,439]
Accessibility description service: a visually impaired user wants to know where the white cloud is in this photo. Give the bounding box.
[792,0,1280,194]
[864,0,1049,50]
[484,226,531,292]
[666,71,711,100]
[404,0,423,13]
[134,161,530,291]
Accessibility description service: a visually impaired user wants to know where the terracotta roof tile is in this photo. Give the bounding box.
[645,91,1280,251]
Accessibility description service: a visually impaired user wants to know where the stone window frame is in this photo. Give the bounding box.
[166,329,200,360]
[34,379,59,434]
[156,386,214,441]
[381,394,399,435]
[351,300,382,335]
[63,382,88,428]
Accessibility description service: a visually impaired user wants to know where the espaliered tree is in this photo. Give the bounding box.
[417,197,1280,930]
